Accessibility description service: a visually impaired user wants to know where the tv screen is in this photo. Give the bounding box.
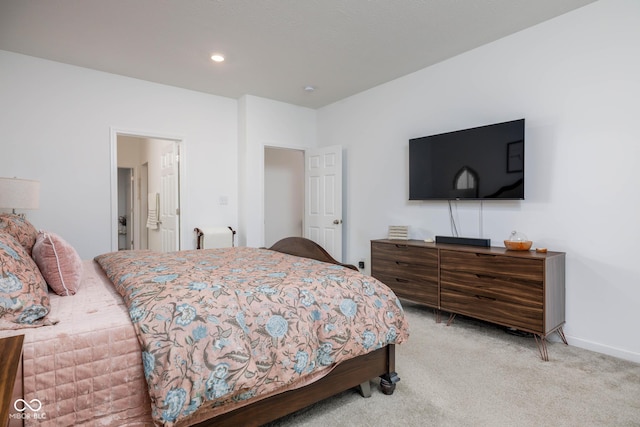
[409,119,525,200]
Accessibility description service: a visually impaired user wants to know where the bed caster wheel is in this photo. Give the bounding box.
[379,372,400,395]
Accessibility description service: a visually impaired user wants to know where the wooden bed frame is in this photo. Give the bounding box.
[193,237,401,427]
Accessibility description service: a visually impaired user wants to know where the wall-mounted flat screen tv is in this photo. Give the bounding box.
[409,118,525,200]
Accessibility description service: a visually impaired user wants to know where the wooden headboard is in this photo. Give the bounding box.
[268,237,358,271]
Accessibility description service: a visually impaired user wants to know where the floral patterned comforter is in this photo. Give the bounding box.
[95,246,409,426]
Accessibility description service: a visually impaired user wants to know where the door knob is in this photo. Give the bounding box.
[333,219,342,225]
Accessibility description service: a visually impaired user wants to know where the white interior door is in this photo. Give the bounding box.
[304,145,343,261]
[160,142,180,251]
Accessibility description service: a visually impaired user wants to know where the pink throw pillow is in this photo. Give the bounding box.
[0,213,38,254]
[32,231,83,296]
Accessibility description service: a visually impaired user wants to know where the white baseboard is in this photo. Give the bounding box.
[567,335,640,364]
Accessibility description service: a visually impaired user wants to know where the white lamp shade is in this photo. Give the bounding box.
[0,177,40,210]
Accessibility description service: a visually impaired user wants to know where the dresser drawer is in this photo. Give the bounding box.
[441,285,543,333]
[440,269,543,307]
[372,257,437,281]
[373,272,438,306]
[440,261,544,332]
[440,249,543,281]
[371,242,438,268]
[371,241,439,307]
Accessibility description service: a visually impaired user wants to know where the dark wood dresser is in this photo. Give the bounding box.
[371,239,566,360]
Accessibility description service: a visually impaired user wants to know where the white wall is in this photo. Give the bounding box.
[317,0,640,362]
[0,50,238,258]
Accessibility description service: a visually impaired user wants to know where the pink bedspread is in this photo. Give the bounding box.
[95,247,409,427]
[0,260,153,427]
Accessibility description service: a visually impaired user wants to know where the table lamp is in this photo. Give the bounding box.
[0,177,40,216]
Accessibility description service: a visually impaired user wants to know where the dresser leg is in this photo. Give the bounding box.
[534,326,568,361]
[556,327,568,345]
[534,334,550,361]
[446,313,457,326]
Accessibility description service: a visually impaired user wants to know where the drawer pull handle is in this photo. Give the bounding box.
[475,295,496,301]
[475,274,496,280]
[394,244,409,249]
[395,278,409,283]
[475,253,497,259]
[395,261,410,267]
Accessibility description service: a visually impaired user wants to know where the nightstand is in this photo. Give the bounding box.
[0,335,23,427]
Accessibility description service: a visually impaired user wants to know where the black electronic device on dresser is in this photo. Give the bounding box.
[371,239,566,361]
[435,235,491,247]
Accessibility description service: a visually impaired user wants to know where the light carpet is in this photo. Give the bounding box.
[267,302,640,427]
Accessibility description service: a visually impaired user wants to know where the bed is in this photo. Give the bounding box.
[0,227,409,427]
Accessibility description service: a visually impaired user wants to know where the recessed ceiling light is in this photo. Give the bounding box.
[211,54,225,63]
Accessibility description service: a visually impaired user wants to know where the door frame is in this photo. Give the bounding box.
[109,127,186,252]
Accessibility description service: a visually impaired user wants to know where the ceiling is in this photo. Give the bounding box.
[0,0,597,109]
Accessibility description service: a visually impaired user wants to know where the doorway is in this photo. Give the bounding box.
[264,147,304,248]
[117,167,134,250]
[111,130,182,252]
[263,145,344,260]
